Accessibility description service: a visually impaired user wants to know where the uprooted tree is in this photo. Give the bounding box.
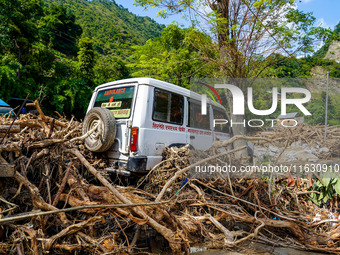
[134,0,332,156]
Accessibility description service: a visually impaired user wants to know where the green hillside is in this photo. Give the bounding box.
[0,0,338,121]
[0,0,164,117]
[314,22,340,59]
[43,0,165,56]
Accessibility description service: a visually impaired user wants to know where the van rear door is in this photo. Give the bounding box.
[92,84,137,158]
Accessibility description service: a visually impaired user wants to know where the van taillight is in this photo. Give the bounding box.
[130,127,138,152]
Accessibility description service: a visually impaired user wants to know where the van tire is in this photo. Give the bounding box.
[82,107,116,152]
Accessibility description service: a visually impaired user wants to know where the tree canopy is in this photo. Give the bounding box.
[129,24,216,88]
[134,0,332,81]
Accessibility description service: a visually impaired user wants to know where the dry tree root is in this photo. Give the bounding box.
[254,125,340,158]
[66,148,186,253]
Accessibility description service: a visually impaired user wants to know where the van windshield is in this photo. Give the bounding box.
[94,85,135,118]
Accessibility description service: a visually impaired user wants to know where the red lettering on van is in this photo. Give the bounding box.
[104,88,126,96]
[152,122,164,129]
[165,125,178,131]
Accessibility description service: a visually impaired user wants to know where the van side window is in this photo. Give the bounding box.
[153,88,184,125]
[188,101,210,130]
[213,108,230,133]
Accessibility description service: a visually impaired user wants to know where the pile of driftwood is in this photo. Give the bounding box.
[1,104,340,254]
[254,125,340,158]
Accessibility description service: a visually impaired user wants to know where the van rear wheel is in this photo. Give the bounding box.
[82,107,116,152]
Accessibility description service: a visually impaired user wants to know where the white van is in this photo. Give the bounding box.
[83,78,232,175]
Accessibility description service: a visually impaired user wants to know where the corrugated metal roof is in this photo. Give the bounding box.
[0,99,10,107]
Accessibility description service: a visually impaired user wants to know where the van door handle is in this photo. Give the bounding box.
[190,135,195,139]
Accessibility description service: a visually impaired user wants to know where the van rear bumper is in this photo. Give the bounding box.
[111,156,147,172]
[127,156,147,172]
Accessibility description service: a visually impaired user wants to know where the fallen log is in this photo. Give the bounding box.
[0,125,20,133]
[0,143,21,152]
[0,200,171,224]
[27,100,67,127]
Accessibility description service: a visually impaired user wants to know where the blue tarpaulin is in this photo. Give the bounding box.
[0,99,10,107]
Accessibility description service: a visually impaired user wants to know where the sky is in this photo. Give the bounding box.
[297,0,340,29]
[114,0,186,26]
[114,0,340,30]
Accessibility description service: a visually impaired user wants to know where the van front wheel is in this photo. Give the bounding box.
[82,107,116,152]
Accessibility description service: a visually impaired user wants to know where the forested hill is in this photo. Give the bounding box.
[0,0,165,117]
[43,0,165,56]
[1,0,339,122]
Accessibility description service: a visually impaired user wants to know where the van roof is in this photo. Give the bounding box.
[95,77,226,110]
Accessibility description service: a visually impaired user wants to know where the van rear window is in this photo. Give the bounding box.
[94,86,134,118]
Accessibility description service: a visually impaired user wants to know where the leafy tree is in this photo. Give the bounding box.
[261,54,311,78]
[94,55,130,85]
[134,0,332,156]
[38,57,92,118]
[52,78,92,116]
[0,57,20,102]
[135,0,330,79]
[129,24,215,88]
[0,0,43,78]
[30,44,56,76]
[39,5,82,56]
[305,92,339,125]
[78,37,95,82]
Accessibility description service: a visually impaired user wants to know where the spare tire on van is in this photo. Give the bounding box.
[82,107,116,152]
